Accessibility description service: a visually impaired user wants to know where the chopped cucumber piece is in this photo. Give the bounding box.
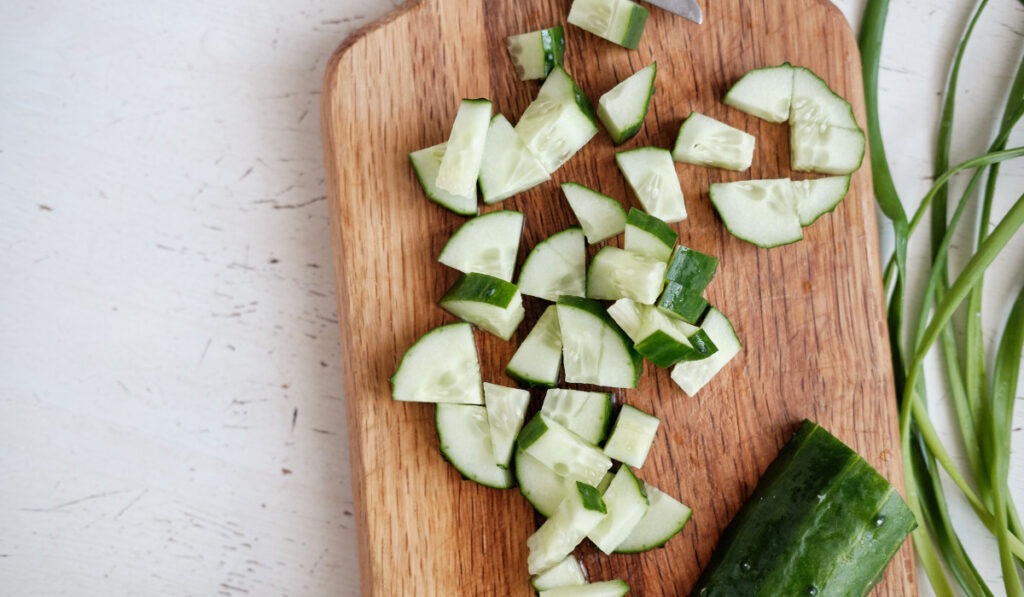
[614,484,692,553]
[672,112,755,171]
[616,147,687,223]
[515,67,599,173]
[656,281,709,324]
[587,466,649,554]
[709,178,802,248]
[789,66,858,129]
[435,404,513,489]
[603,404,659,468]
[611,299,716,367]
[518,414,613,486]
[506,26,565,81]
[531,555,586,591]
[539,581,630,597]
[436,98,492,197]
[790,121,866,175]
[670,308,742,396]
[527,481,607,574]
[663,245,719,292]
[439,273,525,340]
[624,208,677,262]
[567,0,648,50]
[438,210,524,282]
[518,227,587,301]
[596,471,615,494]
[541,389,614,445]
[482,383,530,468]
[516,445,574,517]
[391,323,482,404]
[478,114,551,205]
[506,305,563,387]
[792,175,851,226]
[605,296,645,339]
[409,143,477,216]
[561,182,627,244]
[722,63,794,123]
[586,246,667,304]
[557,296,642,388]
[597,62,656,145]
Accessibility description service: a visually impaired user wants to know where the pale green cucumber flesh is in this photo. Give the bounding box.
[561,182,627,244]
[435,404,513,488]
[482,382,530,467]
[722,63,794,123]
[586,246,667,305]
[709,178,803,248]
[597,62,656,145]
[506,305,563,388]
[616,147,687,222]
[541,388,614,445]
[409,143,477,216]
[557,296,642,388]
[672,111,755,171]
[614,484,692,553]
[518,227,587,301]
[478,114,550,204]
[436,98,492,198]
[437,209,523,282]
[391,323,482,404]
[602,404,660,468]
[670,307,742,396]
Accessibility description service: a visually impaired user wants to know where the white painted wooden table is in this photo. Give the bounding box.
[1,0,1021,595]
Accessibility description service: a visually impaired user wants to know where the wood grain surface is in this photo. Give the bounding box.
[320,0,916,594]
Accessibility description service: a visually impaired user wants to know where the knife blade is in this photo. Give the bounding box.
[644,0,703,24]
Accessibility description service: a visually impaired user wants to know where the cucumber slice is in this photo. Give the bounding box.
[615,147,687,223]
[527,481,607,574]
[634,302,717,366]
[518,414,613,486]
[722,63,794,123]
[789,66,858,129]
[541,389,614,445]
[586,246,667,304]
[790,122,866,175]
[438,210,524,282]
[409,143,477,216]
[656,281,709,324]
[531,555,585,591]
[436,98,492,197]
[515,67,599,173]
[587,465,649,554]
[506,26,565,81]
[689,420,916,596]
[792,175,851,226]
[708,178,802,248]
[557,296,642,388]
[671,112,755,171]
[602,404,659,468]
[624,208,677,262]
[561,182,627,244]
[515,445,574,517]
[439,273,525,340]
[605,297,645,339]
[597,62,656,145]
[567,0,648,50]
[518,227,587,302]
[478,114,551,205]
[391,323,482,404]
[435,404,514,489]
[614,484,692,553]
[538,581,630,597]
[670,308,742,396]
[506,305,563,388]
[483,382,530,468]
[663,245,719,292]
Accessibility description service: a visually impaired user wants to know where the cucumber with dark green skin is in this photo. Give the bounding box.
[689,420,916,597]
[664,245,718,290]
[657,281,709,324]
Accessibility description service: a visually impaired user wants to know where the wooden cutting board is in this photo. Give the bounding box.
[320,0,915,594]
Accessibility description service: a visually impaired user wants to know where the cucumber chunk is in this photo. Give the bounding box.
[614,484,692,553]
[656,281,709,324]
[602,404,660,468]
[409,143,477,216]
[436,98,493,197]
[708,178,802,248]
[518,227,587,302]
[624,208,677,262]
[506,26,565,81]
[634,300,717,366]
[516,67,599,173]
[557,296,642,388]
[722,63,794,123]
[690,420,916,596]
[567,0,648,50]
[561,182,627,244]
[516,445,574,517]
[616,147,687,223]
[519,414,613,486]
[506,305,563,388]
[789,66,858,129]
[483,382,530,468]
[586,246,667,305]
[790,122,866,175]
[541,389,614,445]
[792,175,851,226]
[671,112,755,171]
[670,308,741,396]
[478,114,551,205]
[604,297,645,339]
[597,62,656,145]
[531,555,586,591]
[587,465,649,554]
[663,245,718,293]
[391,323,482,404]
[527,481,607,574]
[539,581,630,597]
[438,210,524,282]
[439,273,525,340]
[435,404,514,489]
